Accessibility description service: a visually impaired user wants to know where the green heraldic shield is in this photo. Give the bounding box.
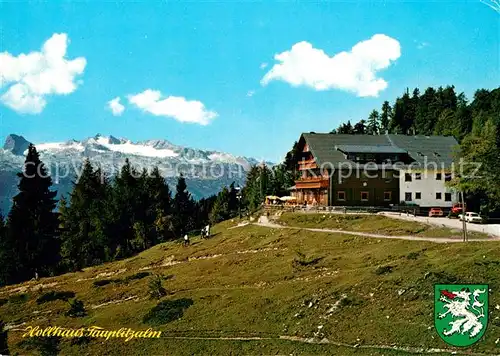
[434,284,488,347]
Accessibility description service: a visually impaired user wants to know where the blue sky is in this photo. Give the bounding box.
[0,1,498,162]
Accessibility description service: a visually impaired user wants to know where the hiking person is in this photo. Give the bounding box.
[206,224,210,238]
[183,233,189,246]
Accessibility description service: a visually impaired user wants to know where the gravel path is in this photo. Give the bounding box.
[254,216,500,243]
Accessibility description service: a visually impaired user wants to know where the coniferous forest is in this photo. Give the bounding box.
[0,85,498,286]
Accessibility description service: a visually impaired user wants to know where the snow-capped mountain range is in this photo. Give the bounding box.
[0,134,272,214]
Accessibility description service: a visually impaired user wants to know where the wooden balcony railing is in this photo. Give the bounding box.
[295,176,329,189]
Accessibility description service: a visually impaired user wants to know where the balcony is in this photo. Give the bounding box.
[297,158,317,170]
[295,176,329,189]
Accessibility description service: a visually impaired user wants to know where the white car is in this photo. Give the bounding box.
[458,212,483,223]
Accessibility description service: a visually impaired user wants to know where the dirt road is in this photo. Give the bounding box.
[254,216,500,243]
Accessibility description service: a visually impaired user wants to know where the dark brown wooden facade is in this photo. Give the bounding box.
[294,134,401,207]
[330,170,399,206]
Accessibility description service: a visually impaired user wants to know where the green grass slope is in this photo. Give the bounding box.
[1,216,500,355]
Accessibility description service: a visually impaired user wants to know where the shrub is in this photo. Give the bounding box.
[123,272,150,283]
[65,299,87,318]
[292,251,324,268]
[8,293,28,304]
[92,279,121,287]
[0,320,8,356]
[375,265,394,275]
[0,299,7,307]
[148,275,167,300]
[36,291,75,304]
[406,252,420,260]
[18,336,61,356]
[143,298,194,325]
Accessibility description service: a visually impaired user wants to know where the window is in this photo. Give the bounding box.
[337,191,346,201]
[416,192,421,199]
[445,193,452,202]
[445,173,452,182]
[405,173,412,182]
[384,171,393,179]
[361,191,369,201]
[436,173,442,180]
[384,191,392,201]
[405,192,412,201]
[436,192,442,200]
[415,173,422,180]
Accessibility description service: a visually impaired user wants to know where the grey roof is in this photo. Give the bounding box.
[300,133,459,169]
[335,144,407,154]
[301,133,392,167]
[386,134,459,168]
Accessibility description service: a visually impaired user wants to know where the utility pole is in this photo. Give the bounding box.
[460,191,468,242]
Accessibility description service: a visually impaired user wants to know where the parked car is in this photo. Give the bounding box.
[458,212,483,223]
[451,203,466,214]
[428,208,444,217]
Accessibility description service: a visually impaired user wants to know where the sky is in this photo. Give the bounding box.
[0,1,499,162]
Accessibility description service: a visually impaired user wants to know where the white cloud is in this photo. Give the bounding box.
[260,62,268,69]
[0,33,86,114]
[261,34,401,97]
[128,89,217,125]
[107,97,125,116]
[246,90,255,97]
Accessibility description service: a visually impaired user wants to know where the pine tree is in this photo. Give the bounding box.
[380,101,392,133]
[173,174,195,236]
[146,167,173,242]
[2,144,59,284]
[353,120,367,134]
[366,110,380,135]
[210,187,230,224]
[109,158,143,257]
[59,160,111,271]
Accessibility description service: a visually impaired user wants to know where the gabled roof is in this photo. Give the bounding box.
[386,134,459,168]
[299,133,459,169]
[335,144,407,154]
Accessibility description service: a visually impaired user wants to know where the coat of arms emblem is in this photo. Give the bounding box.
[434,284,488,347]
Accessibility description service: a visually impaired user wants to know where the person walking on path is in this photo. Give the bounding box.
[183,233,189,246]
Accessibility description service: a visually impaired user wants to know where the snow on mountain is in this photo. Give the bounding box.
[0,133,273,214]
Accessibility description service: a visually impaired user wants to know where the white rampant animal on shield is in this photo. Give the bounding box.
[438,288,486,338]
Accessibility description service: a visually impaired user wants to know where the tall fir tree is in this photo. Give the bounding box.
[366,110,380,135]
[380,100,392,133]
[209,187,230,224]
[146,166,174,242]
[1,144,59,285]
[173,174,195,236]
[59,160,111,271]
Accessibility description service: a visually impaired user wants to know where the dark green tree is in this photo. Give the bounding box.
[173,174,196,235]
[1,144,59,285]
[366,110,380,135]
[59,160,111,271]
[209,187,230,224]
[353,120,367,134]
[380,100,392,133]
[146,167,174,242]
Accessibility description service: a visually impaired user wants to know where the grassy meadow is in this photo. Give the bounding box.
[1,214,500,355]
